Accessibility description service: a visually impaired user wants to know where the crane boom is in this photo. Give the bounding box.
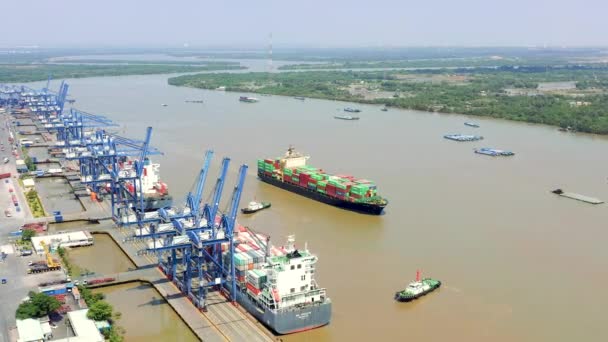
[202,157,230,228]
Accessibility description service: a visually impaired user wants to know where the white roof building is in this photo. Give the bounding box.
[31,231,93,254]
[52,309,104,342]
[16,318,51,342]
[22,178,35,188]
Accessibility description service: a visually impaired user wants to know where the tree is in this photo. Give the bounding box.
[15,292,61,319]
[87,301,113,321]
[21,229,36,242]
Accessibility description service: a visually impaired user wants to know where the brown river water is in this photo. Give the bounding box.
[31,73,608,341]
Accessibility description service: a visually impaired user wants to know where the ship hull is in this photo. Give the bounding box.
[394,282,441,302]
[258,172,385,215]
[143,195,173,211]
[236,289,331,335]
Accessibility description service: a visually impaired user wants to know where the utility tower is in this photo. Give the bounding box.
[267,32,273,72]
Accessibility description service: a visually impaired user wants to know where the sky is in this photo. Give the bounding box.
[1,0,606,48]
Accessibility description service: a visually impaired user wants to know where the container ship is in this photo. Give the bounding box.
[226,228,331,334]
[257,146,387,214]
[119,157,173,211]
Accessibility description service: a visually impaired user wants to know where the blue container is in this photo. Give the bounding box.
[55,215,63,223]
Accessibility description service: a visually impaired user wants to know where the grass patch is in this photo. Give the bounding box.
[25,189,45,218]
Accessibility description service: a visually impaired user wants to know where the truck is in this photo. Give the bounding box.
[27,264,61,274]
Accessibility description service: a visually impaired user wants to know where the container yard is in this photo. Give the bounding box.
[0,82,292,341]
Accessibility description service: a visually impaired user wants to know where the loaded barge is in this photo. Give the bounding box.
[257,146,387,214]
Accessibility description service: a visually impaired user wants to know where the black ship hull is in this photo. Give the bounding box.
[143,194,173,212]
[258,172,385,215]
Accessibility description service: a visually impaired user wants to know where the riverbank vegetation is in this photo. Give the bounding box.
[79,285,125,341]
[0,63,245,83]
[169,66,608,134]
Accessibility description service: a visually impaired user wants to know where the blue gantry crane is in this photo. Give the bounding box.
[150,159,248,310]
[111,126,155,226]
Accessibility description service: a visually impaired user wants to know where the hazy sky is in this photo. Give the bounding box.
[2,0,606,48]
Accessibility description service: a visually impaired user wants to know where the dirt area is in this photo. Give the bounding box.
[346,84,395,100]
[393,73,471,84]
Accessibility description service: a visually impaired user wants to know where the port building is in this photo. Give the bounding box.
[31,231,93,254]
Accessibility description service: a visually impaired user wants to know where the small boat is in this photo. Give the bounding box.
[334,115,360,121]
[394,270,441,302]
[464,122,479,128]
[239,96,259,103]
[474,148,514,156]
[241,201,271,214]
[294,96,306,101]
[444,134,483,142]
[161,104,168,107]
[185,100,204,103]
[344,107,361,113]
[381,107,388,112]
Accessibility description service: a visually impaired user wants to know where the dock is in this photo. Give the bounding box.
[87,226,275,342]
[551,189,604,204]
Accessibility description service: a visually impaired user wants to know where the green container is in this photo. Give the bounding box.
[318,181,327,187]
[317,189,326,194]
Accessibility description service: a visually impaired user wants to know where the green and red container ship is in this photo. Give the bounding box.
[257,146,387,214]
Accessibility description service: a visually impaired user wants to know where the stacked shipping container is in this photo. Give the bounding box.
[258,159,380,203]
[223,226,285,296]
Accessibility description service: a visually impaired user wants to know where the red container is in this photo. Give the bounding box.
[350,193,362,199]
[264,159,273,164]
[247,283,261,296]
[0,173,11,179]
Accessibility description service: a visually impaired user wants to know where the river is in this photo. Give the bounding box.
[26,73,608,341]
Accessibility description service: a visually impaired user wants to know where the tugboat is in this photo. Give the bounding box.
[334,115,360,121]
[394,270,441,302]
[381,107,388,112]
[344,107,361,113]
[241,200,271,214]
